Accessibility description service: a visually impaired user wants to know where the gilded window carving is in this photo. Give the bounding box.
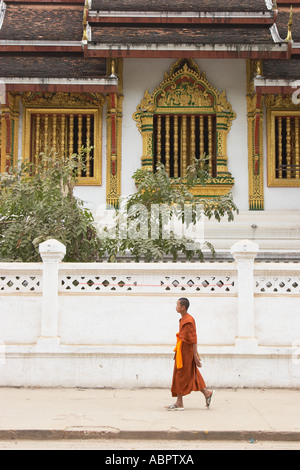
[22,92,104,186]
[133,59,236,197]
[265,94,300,187]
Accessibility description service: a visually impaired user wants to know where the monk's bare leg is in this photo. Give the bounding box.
[201,388,212,399]
[175,394,184,408]
[201,388,214,408]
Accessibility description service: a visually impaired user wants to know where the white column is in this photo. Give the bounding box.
[231,239,259,351]
[37,239,66,350]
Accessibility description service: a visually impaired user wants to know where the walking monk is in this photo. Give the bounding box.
[166,298,213,411]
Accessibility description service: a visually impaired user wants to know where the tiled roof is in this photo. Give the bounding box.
[91,0,270,13]
[263,58,300,80]
[0,0,298,83]
[86,0,279,57]
[276,8,300,42]
[91,25,274,46]
[0,55,107,78]
[0,4,83,41]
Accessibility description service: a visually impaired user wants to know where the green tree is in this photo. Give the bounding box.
[100,156,239,262]
[0,151,101,262]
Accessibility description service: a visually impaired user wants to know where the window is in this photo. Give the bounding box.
[274,115,300,181]
[153,114,217,178]
[22,93,104,185]
[133,59,235,197]
[266,95,300,187]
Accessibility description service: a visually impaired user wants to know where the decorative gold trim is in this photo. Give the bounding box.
[10,94,20,169]
[133,59,236,197]
[285,6,293,43]
[106,58,123,208]
[189,181,237,198]
[264,93,300,111]
[267,110,300,187]
[0,93,20,172]
[21,92,104,186]
[246,59,264,210]
[82,0,89,42]
[21,92,105,109]
[0,104,7,173]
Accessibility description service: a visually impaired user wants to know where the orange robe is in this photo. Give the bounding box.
[171,313,206,397]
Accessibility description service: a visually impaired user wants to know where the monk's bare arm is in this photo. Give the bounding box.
[193,343,202,368]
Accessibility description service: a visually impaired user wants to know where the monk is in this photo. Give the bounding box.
[166,298,213,411]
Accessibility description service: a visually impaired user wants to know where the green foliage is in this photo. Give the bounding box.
[99,156,239,262]
[0,152,238,263]
[0,151,102,262]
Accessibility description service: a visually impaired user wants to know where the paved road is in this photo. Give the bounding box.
[0,439,299,450]
[1,387,300,453]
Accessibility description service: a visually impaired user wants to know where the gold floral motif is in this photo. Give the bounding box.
[158,83,211,108]
[246,60,264,210]
[138,90,156,113]
[22,92,105,109]
[265,94,299,111]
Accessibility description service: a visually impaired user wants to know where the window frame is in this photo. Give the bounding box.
[21,92,104,186]
[267,109,300,188]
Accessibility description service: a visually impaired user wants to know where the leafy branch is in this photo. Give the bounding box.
[0,149,101,262]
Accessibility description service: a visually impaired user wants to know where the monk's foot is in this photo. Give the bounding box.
[165,404,184,411]
[205,390,214,409]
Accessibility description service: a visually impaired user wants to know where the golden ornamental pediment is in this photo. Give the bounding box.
[133,59,236,128]
[157,82,212,108]
[21,92,105,109]
[265,93,300,111]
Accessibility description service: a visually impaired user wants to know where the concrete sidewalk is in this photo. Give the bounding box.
[0,388,299,442]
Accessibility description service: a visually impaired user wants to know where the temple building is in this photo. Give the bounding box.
[0,0,300,256]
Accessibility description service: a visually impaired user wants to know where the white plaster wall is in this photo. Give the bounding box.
[58,295,237,347]
[0,290,299,388]
[0,296,41,344]
[255,297,300,346]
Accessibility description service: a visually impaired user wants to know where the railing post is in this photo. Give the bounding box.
[37,239,66,350]
[231,239,259,350]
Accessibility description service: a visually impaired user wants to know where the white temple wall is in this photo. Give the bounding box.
[0,239,300,389]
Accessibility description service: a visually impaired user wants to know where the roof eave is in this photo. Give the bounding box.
[88,10,274,25]
[254,76,300,94]
[86,43,289,59]
[1,76,118,93]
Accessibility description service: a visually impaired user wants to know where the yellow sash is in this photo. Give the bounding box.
[174,333,183,369]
